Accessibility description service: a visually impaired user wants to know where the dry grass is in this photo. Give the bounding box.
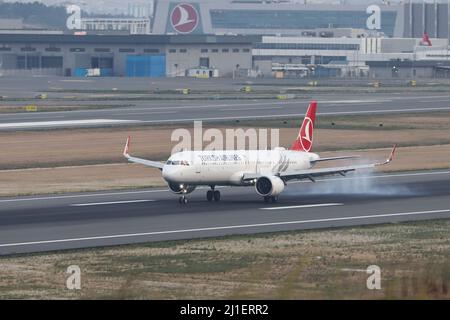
[0,220,448,299]
[1,116,450,170]
[0,164,164,197]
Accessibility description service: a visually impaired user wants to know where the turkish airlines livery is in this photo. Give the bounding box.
[123,101,396,204]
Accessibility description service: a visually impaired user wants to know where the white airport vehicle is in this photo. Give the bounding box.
[123,101,396,204]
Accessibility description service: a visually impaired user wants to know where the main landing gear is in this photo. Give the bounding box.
[207,186,221,202]
[264,196,279,203]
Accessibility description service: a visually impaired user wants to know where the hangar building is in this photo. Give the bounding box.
[0,34,253,77]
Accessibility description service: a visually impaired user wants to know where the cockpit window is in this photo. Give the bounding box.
[166,160,190,166]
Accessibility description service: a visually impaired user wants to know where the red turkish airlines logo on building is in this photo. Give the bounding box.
[170,3,199,34]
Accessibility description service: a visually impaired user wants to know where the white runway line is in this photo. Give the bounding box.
[220,107,284,112]
[0,119,141,129]
[111,111,177,116]
[137,106,450,124]
[71,200,155,207]
[1,208,450,248]
[260,203,343,210]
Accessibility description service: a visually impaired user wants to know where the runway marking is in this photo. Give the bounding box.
[0,119,140,129]
[221,107,284,112]
[0,170,449,204]
[111,111,177,116]
[59,80,93,83]
[1,208,450,249]
[260,203,343,210]
[71,200,155,207]
[0,115,66,121]
[320,106,450,115]
[136,107,450,124]
[0,190,168,203]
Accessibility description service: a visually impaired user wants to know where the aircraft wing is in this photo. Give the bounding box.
[311,155,360,163]
[279,163,379,182]
[242,145,396,182]
[123,136,165,170]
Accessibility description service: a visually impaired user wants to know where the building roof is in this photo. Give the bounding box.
[0,33,258,45]
[366,60,450,68]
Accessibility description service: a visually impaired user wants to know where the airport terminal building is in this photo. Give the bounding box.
[1,0,450,79]
[152,0,449,39]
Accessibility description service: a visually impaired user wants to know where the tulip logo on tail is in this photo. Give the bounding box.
[300,117,314,152]
[170,3,199,34]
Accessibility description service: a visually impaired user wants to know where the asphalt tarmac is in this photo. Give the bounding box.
[0,169,449,255]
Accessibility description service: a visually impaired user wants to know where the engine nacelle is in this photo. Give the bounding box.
[168,182,196,195]
[255,176,285,197]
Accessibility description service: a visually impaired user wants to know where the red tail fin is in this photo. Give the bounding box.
[422,32,432,47]
[290,101,317,152]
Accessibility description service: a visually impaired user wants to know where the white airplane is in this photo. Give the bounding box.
[123,101,396,204]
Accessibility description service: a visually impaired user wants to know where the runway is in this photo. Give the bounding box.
[2,92,450,129]
[0,169,449,255]
[2,76,450,129]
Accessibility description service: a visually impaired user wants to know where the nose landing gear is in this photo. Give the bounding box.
[179,195,188,204]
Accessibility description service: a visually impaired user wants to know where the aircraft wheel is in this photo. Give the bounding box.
[213,190,221,202]
[271,196,279,203]
[179,196,188,204]
[206,190,214,202]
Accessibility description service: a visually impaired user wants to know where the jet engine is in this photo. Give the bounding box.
[255,176,285,197]
[168,182,196,195]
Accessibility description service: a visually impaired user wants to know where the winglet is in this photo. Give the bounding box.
[388,144,397,163]
[377,144,397,166]
[123,136,131,157]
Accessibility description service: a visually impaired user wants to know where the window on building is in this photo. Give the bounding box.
[0,47,11,51]
[254,42,360,51]
[41,56,63,68]
[222,48,229,53]
[212,49,219,53]
[301,56,312,64]
[233,48,240,53]
[210,9,397,37]
[45,47,61,52]
[201,49,208,53]
[91,57,113,69]
[144,48,159,53]
[21,47,36,52]
[199,57,210,68]
[179,49,187,53]
[94,48,111,53]
[243,48,250,53]
[17,55,40,69]
[169,49,176,53]
[70,48,86,52]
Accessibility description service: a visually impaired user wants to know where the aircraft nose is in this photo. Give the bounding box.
[162,166,179,182]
